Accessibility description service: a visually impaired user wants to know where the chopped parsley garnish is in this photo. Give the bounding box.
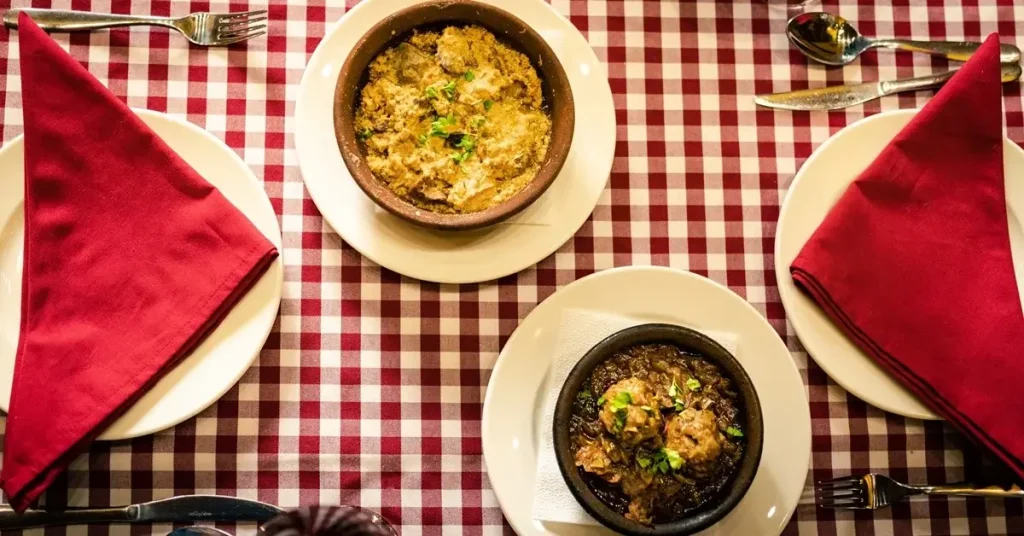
[429,113,457,138]
[472,116,486,128]
[357,129,372,140]
[636,454,652,469]
[451,135,476,164]
[576,388,593,408]
[686,377,702,392]
[464,70,475,81]
[650,448,684,474]
[442,80,457,100]
[725,426,744,438]
[668,380,685,411]
[609,391,632,411]
[613,410,627,433]
[417,134,428,145]
[483,99,494,111]
[600,391,633,433]
[425,86,438,100]
[456,135,475,152]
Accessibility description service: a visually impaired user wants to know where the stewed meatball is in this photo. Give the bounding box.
[664,408,723,476]
[598,378,663,447]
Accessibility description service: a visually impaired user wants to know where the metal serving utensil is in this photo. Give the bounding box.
[787,12,1021,66]
[754,62,1023,111]
[169,528,234,536]
[0,495,283,530]
[2,8,267,46]
[817,474,1024,509]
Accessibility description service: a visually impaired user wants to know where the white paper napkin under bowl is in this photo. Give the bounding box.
[531,308,739,527]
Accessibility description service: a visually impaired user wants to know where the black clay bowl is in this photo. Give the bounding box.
[334,0,574,231]
[553,323,764,535]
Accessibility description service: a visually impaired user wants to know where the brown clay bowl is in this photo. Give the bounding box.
[333,0,575,231]
[553,324,764,535]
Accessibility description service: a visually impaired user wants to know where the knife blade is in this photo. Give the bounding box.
[0,495,284,530]
[754,63,1022,111]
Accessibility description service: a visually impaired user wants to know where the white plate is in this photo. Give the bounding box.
[294,0,615,284]
[775,108,1024,421]
[0,109,283,440]
[482,266,811,536]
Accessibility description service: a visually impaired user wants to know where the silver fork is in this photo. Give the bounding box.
[3,8,267,46]
[818,474,1024,509]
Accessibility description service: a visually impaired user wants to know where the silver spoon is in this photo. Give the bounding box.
[787,12,1022,66]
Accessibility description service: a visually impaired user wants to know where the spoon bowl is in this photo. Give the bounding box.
[787,12,1022,66]
[787,12,868,66]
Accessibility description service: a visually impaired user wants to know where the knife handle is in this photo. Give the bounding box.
[882,63,1023,95]
[0,505,131,529]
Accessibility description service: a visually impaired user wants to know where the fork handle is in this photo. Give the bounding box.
[915,484,1024,498]
[3,8,177,32]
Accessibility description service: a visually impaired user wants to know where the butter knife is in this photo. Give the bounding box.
[0,495,283,529]
[755,63,1023,111]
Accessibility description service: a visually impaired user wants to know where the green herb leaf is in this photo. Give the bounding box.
[451,135,477,164]
[609,391,633,413]
[464,70,475,81]
[636,454,651,469]
[649,447,685,474]
[452,150,471,164]
[417,134,427,146]
[425,86,438,99]
[686,377,702,392]
[613,409,627,433]
[483,99,494,111]
[649,448,684,474]
[442,80,457,100]
[456,135,475,152]
[472,116,486,128]
[596,395,606,406]
[668,379,685,411]
[429,113,457,138]
[357,129,372,140]
[576,388,593,405]
[725,426,744,438]
[663,448,683,470]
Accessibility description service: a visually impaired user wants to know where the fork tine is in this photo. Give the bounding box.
[219,16,268,30]
[816,476,862,490]
[818,497,867,509]
[219,25,267,39]
[817,488,861,499]
[217,30,267,46]
[220,9,268,21]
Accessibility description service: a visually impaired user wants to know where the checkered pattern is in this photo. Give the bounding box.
[1,0,1024,534]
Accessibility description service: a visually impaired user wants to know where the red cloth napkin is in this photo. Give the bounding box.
[791,34,1024,478]
[0,14,278,510]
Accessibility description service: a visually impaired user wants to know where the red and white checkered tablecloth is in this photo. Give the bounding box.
[2,0,1024,534]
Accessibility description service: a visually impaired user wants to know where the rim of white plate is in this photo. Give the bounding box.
[294,0,616,284]
[775,108,1024,421]
[0,108,283,440]
[482,265,811,536]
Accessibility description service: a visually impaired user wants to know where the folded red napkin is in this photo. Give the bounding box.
[0,14,278,510]
[791,34,1024,478]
